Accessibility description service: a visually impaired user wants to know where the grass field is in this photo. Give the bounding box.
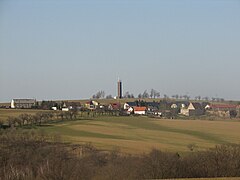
[37,115,240,154]
[1,109,240,154]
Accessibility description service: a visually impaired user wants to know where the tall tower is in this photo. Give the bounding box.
[117,79,122,99]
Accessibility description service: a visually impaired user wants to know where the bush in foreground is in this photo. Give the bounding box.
[0,129,240,179]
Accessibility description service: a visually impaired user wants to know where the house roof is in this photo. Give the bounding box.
[210,104,237,109]
[109,103,121,110]
[85,101,93,105]
[86,101,99,105]
[146,102,160,107]
[176,101,190,106]
[64,102,81,107]
[12,99,36,104]
[191,102,203,110]
[201,102,210,108]
[134,106,147,111]
[125,102,137,107]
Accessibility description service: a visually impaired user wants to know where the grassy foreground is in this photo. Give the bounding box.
[37,115,240,154]
[177,177,240,180]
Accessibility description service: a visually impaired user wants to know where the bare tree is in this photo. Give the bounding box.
[195,96,201,101]
[163,94,168,99]
[123,92,135,98]
[142,90,149,98]
[92,90,105,99]
[150,89,154,98]
[155,92,160,98]
[106,95,113,99]
[150,89,160,99]
[19,114,30,126]
[124,91,130,98]
[138,93,142,98]
[203,97,209,101]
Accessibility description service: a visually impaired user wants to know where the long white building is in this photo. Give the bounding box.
[11,99,36,109]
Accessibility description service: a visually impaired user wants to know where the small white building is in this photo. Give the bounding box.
[127,107,134,114]
[133,106,147,115]
[124,102,137,110]
[52,107,57,111]
[62,107,69,111]
[171,103,178,109]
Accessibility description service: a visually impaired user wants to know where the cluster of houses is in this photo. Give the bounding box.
[9,99,240,118]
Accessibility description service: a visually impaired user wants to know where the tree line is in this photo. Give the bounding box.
[92,89,161,99]
[2,111,78,128]
[0,109,124,129]
[0,129,240,179]
[91,90,226,102]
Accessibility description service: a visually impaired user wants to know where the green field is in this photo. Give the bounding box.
[1,109,240,154]
[39,116,240,154]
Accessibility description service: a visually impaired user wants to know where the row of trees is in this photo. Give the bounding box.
[1,129,240,179]
[138,89,161,99]
[2,108,124,129]
[4,111,79,128]
[169,95,224,102]
[7,112,54,127]
[92,90,225,102]
[92,89,161,99]
[92,90,106,99]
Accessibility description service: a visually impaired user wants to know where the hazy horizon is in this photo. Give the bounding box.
[1,0,240,102]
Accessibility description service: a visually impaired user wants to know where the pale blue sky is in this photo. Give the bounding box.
[0,0,240,102]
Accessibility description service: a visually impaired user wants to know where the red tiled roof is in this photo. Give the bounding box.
[110,103,121,109]
[210,104,237,109]
[133,106,147,111]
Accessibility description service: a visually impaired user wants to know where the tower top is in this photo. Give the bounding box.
[117,79,123,99]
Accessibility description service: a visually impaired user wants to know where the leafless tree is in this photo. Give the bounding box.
[106,95,113,99]
[142,90,149,98]
[92,90,105,99]
[150,89,160,98]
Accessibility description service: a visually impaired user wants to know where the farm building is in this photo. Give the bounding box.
[133,106,147,115]
[62,102,81,110]
[206,104,238,118]
[127,107,134,114]
[124,102,137,110]
[108,103,121,110]
[180,102,204,116]
[171,101,189,109]
[85,101,99,110]
[11,99,36,109]
[207,104,237,111]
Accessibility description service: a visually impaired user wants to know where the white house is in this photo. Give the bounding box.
[133,106,147,115]
[180,102,204,116]
[52,107,57,111]
[124,102,137,110]
[127,107,134,114]
[62,107,69,111]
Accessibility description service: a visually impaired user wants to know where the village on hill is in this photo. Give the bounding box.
[3,80,240,120]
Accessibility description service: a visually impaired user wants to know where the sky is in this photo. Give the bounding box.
[0,0,240,102]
